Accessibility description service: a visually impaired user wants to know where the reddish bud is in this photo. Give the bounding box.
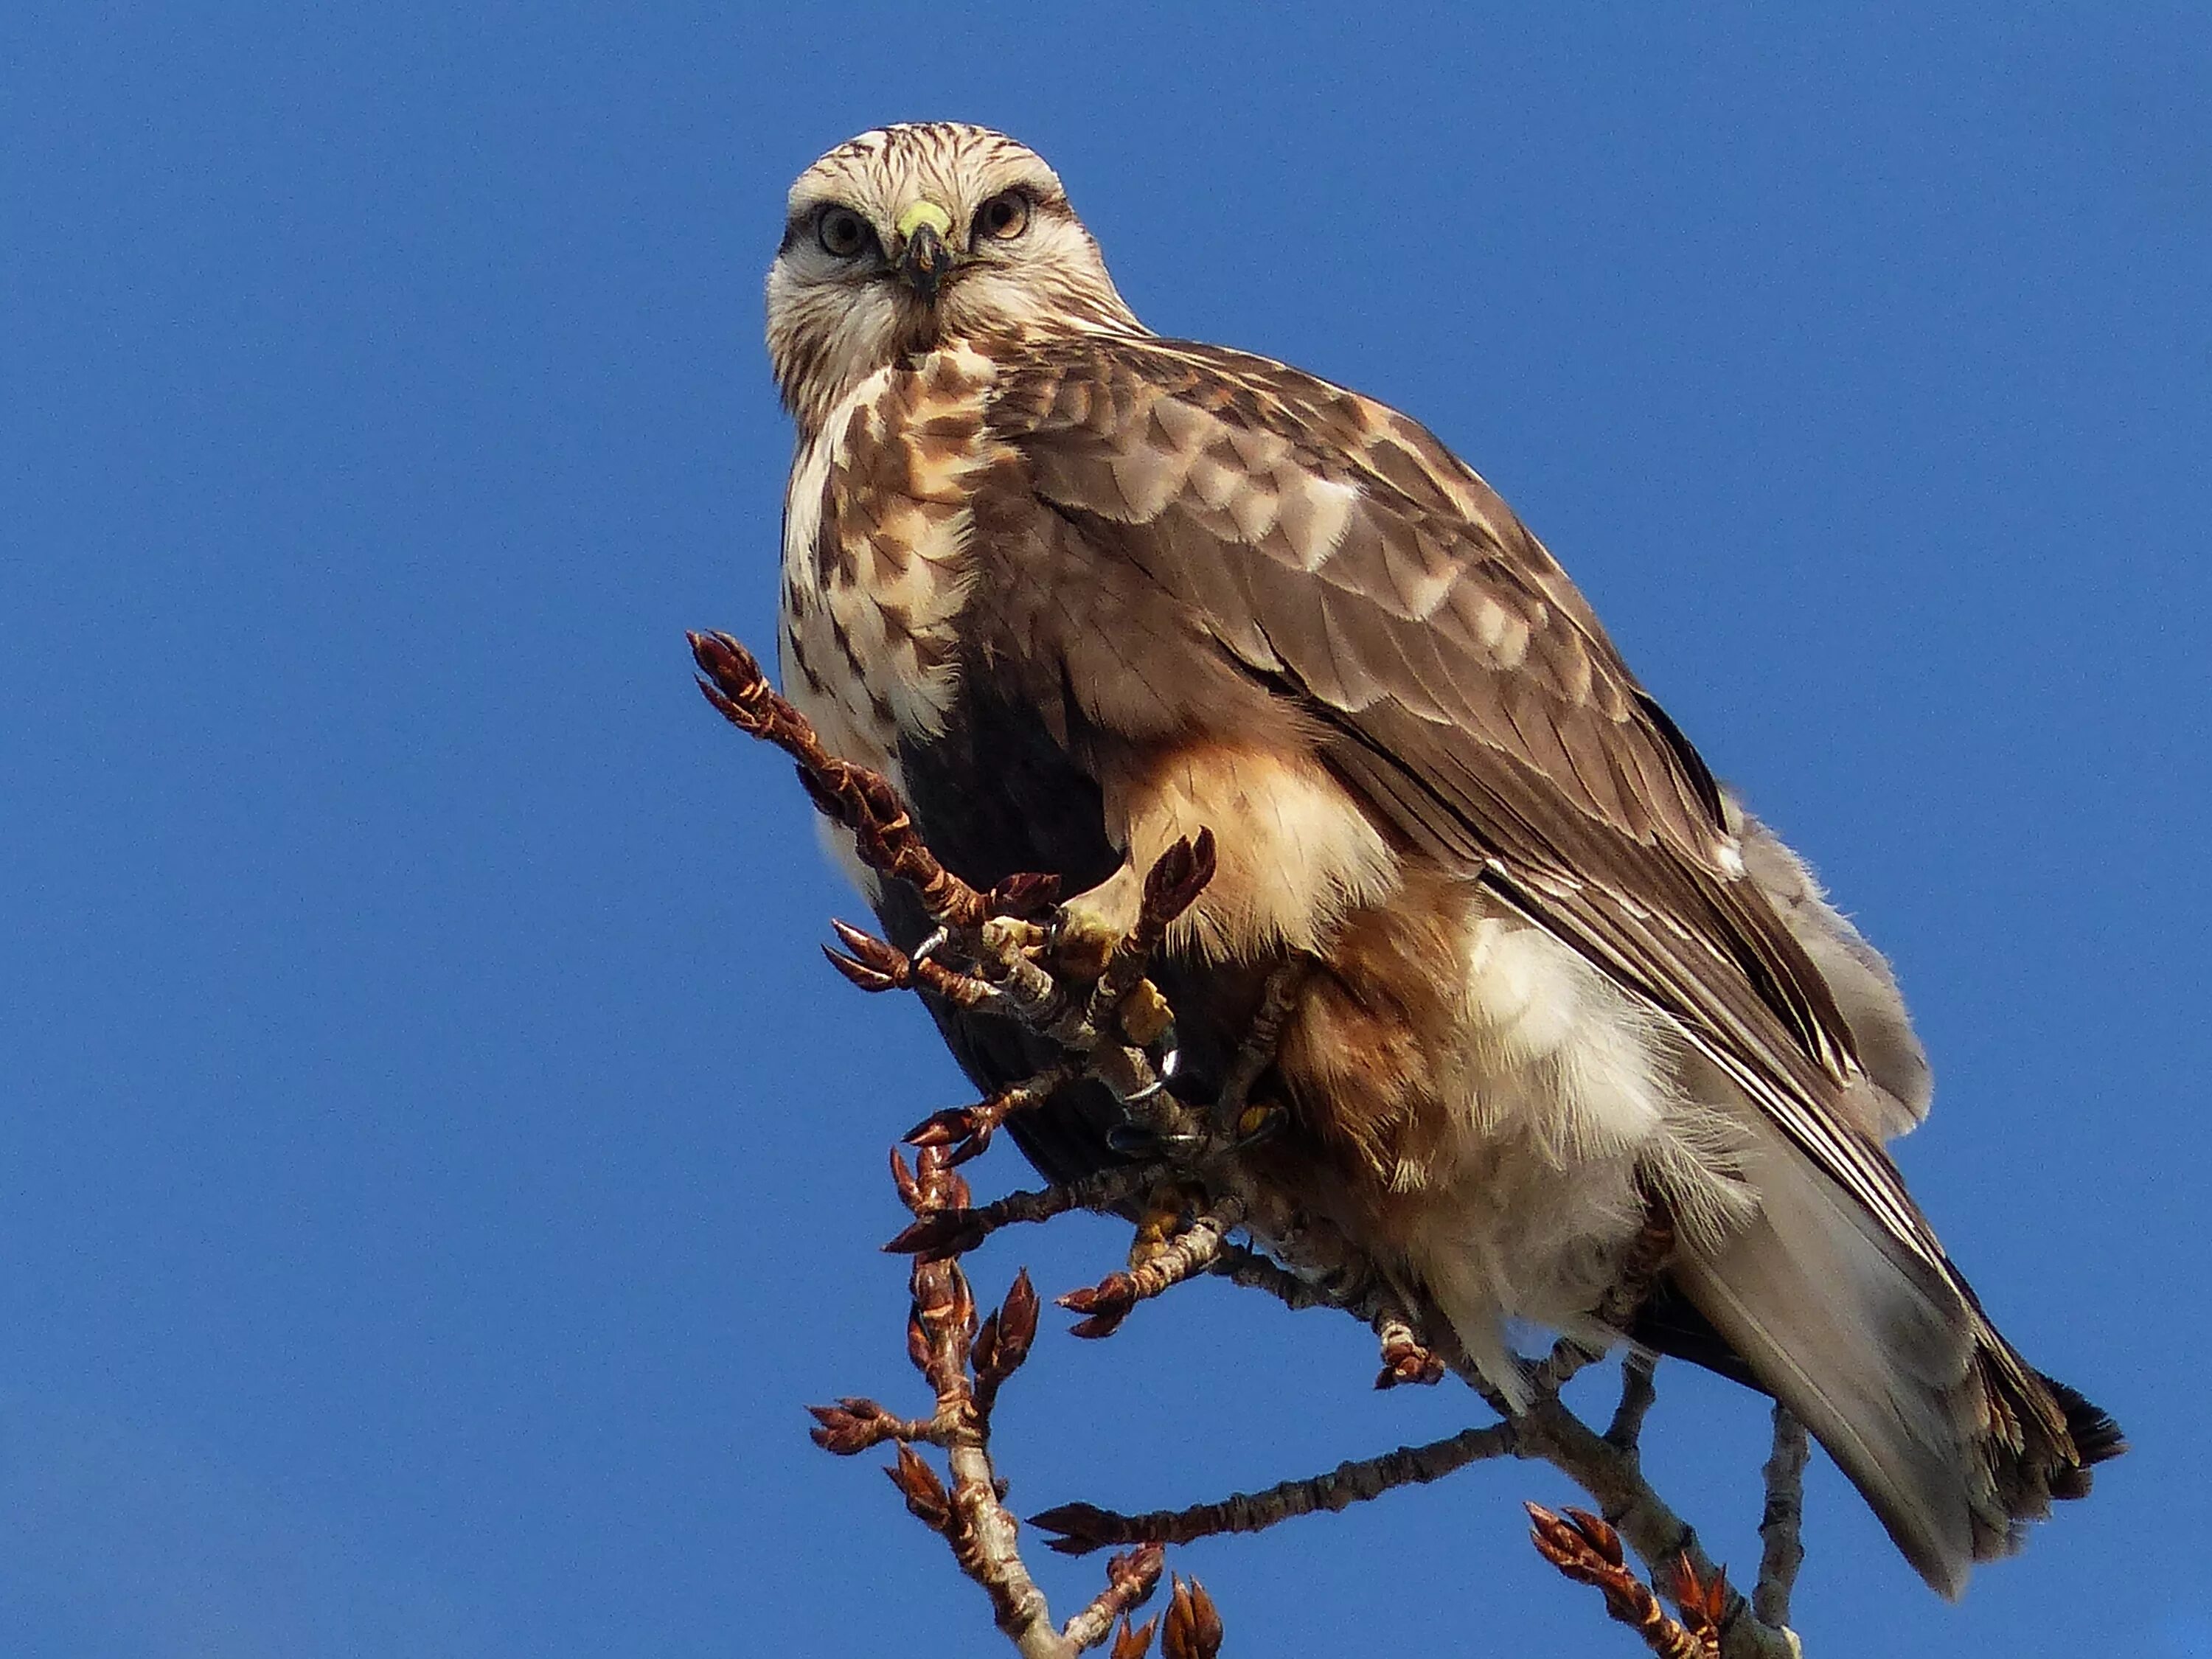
[1138,830,1217,930]
[1111,1615,1158,1659]
[1668,1554,1732,1635]
[994,1270,1040,1370]
[1162,1576,1223,1659]
[1059,1273,1137,1340]
[902,1105,971,1150]
[821,942,899,992]
[944,1262,978,1346]
[822,921,908,992]
[806,1397,890,1455]
[886,1444,950,1531]
[888,1148,922,1214]
[883,1208,987,1258]
[1109,1543,1166,1601]
[990,870,1064,918]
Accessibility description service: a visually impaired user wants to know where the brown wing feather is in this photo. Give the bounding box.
[959,329,2105,1570]
[968,329,2105,1550]
[984,334,1903,1178]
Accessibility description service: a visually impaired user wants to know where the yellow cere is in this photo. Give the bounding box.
[895,200,953,241]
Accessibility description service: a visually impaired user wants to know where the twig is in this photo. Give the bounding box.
[1606,1351,1660,1452]
[1526,1504,1722,1659]
[690,631,992,930]
[1754,1405,1809,1634]
[1062,1548,1170,1653]
[816,1143,1173,1658]
[1509,1390,1796,1659]
[905,1064,1085,1167]
[883,1158,1171,1259]
[1204,1239,1389,1324]
[1057,1195,1245,1339]
[1032,1422,1516,1554]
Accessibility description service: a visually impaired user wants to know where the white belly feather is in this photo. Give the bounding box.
[1394,900,1755,1405]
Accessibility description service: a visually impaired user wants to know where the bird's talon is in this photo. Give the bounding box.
[1116,1072,1169,1107]
[1105,1123,1164,1158]
[1232,1101,1285,1147]
[1116,982,1175,1048]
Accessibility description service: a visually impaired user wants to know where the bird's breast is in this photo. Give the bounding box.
[777,347,1012,792]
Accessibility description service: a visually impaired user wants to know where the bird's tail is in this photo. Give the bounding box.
[1667,1111,2123,1597]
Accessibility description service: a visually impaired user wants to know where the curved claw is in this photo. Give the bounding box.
[910,926,951,964]
[1119,1074,1169,1107]
[1228,1101,1287,1148]
[1105,1123,1164,1158]
[1111,1021,1183,1110]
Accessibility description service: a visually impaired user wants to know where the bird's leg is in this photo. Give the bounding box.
[1523,1185,1683,1398]
[1208,956,1312,1141]
[1051,859,1148,981]
[1596,1187,1678,1335]
[1128,1181,1208,1270]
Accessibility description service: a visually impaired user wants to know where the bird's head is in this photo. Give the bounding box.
[766,123,1141,432]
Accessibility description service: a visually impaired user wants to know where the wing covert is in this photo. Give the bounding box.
[978,331,1967,1271]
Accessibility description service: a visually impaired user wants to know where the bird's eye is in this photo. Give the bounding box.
[816,206,870,259]
[973,190,1030,245]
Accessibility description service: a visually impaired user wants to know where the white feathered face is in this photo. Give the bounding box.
[765,123,1140,431]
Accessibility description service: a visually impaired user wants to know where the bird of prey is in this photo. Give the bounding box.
[762,121,2119,1595]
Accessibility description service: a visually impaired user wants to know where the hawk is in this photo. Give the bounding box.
[763,121,2119,1594]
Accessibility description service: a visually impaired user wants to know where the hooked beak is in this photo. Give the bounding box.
[896,200,956,303]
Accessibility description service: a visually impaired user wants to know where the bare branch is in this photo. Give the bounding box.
[1057,1194,1245,1339]
[1061,1547,1167,1652]
[905,1065,1085,1167]
[1754,1405,1809,1634]
[883,1159,1170,1259]
[689,632,995,931]
[1607,1351,1660,1453]
[1032,1421,1516,1554]
[822,1144,1180,1659]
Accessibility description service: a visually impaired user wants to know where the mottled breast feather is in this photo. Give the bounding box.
[778,344,1012,785]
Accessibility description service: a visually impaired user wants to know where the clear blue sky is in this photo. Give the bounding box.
[3,4,2206,1655]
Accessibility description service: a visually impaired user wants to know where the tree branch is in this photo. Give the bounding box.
[1031,1422,1515,1554]
[1755,1405,1809,1636]
[815,1142,1172,1658]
